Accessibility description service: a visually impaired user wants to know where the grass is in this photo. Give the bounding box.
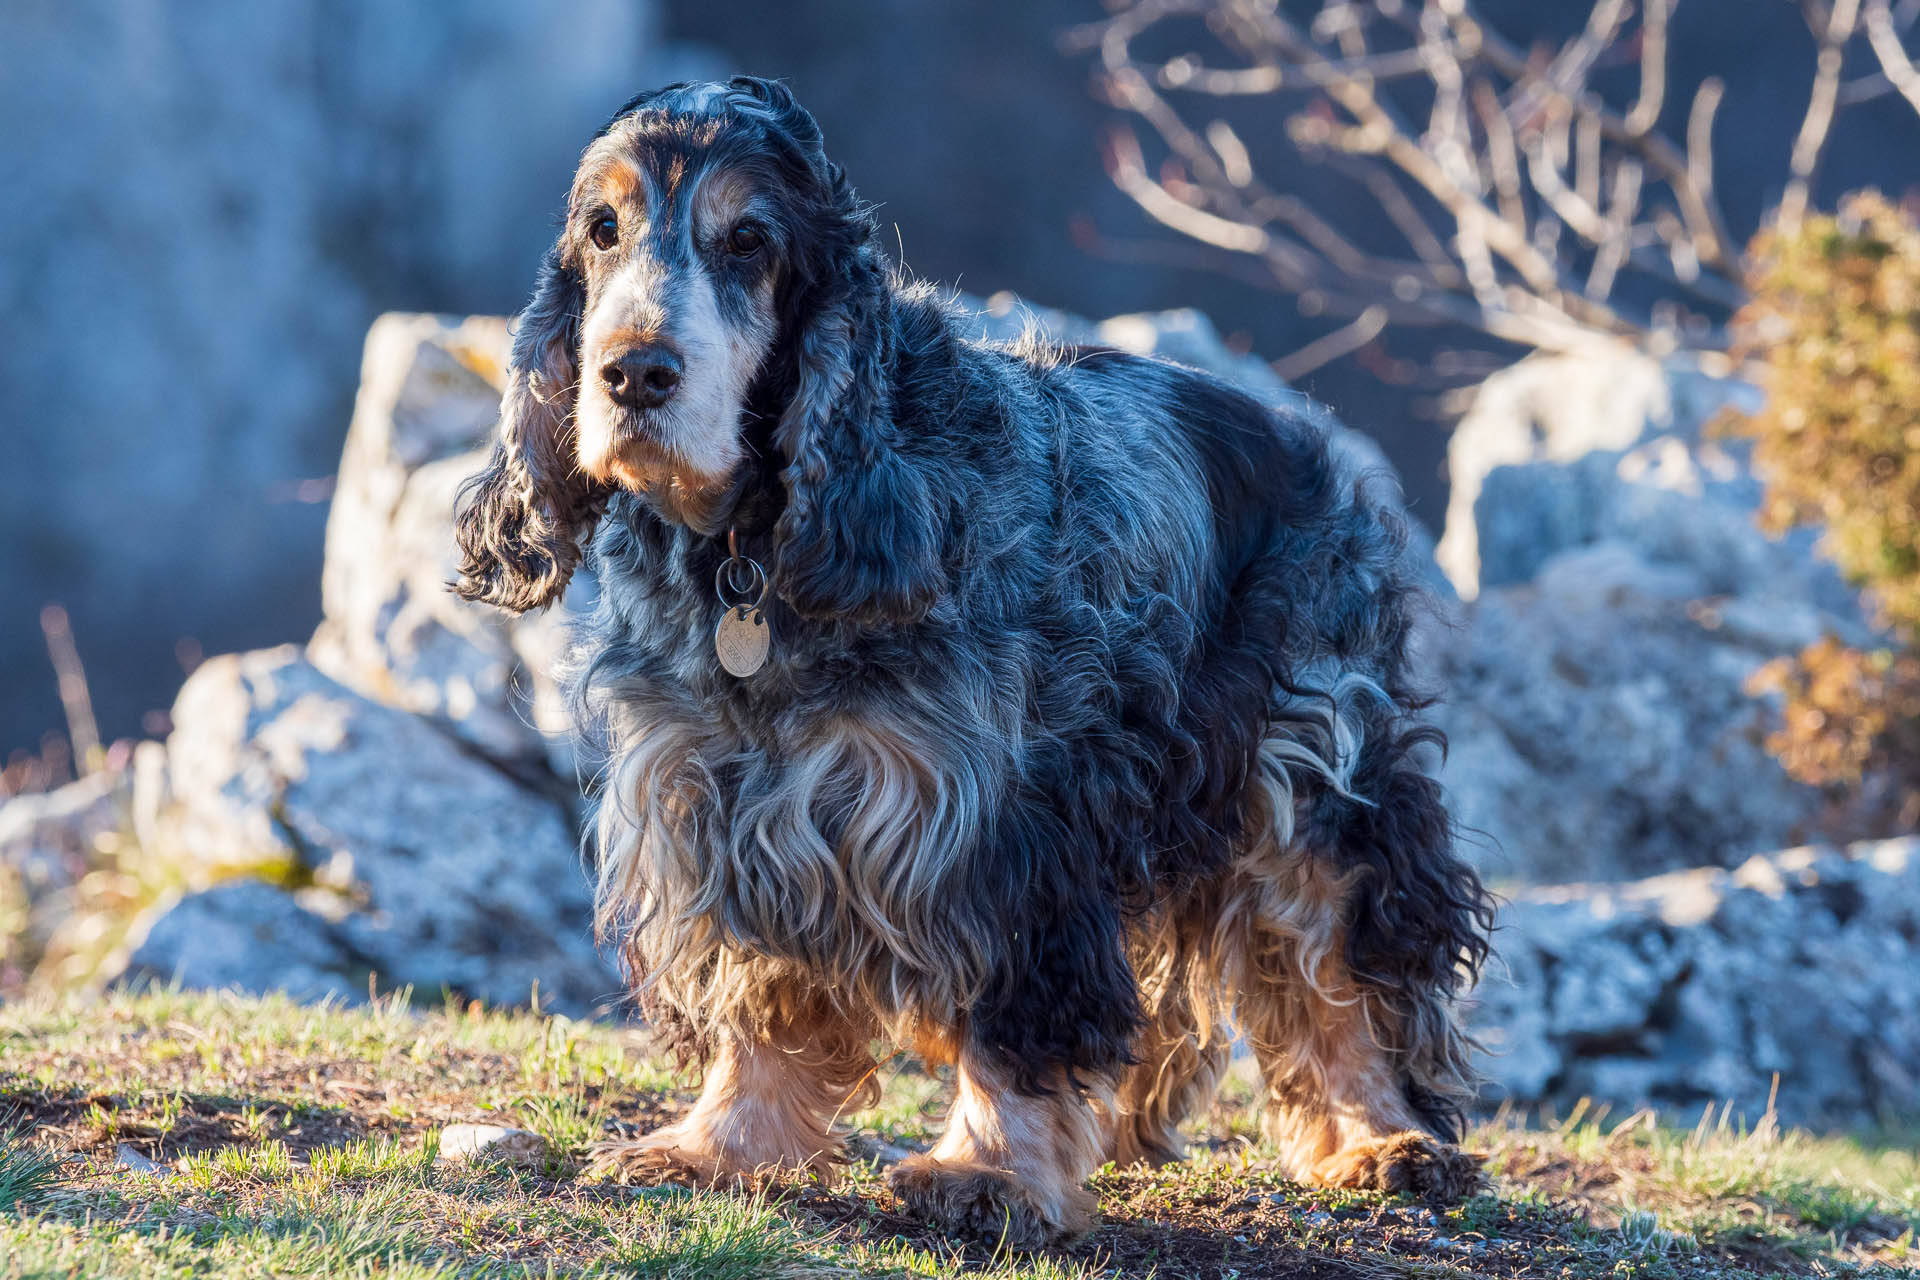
[0,989,1913,1277]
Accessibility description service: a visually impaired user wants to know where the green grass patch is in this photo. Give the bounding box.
[0,988,1914,1278]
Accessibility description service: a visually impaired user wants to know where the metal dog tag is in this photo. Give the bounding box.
[714,606,769,677]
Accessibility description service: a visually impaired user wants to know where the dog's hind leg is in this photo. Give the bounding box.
[1101,901,1232,1168]
[587,991,877,1187]
[1221,839,1483,1200]
[888,1037,1109,1249]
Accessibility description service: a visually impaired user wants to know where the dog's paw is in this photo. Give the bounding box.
[584,1123,837,1189]
[584,1128,728,1188]
[1312,1131,1485,1200]
[888,1154,1093,1249]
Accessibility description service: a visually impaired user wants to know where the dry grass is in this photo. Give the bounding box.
[1,988,1914,1278]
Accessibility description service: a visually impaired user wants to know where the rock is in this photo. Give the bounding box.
[114,1143,171,1177]
[1437,349,1813,601]
[153,645,618,1013]
[1470,838,1920,1129]
[1432,542,1834,881]
[123,880,364,1005]
[310,313,585,778]
[438,1124,551,1168]
[1428,350,1878,881]
[845,1134,919,1166]
[0,770,129,983]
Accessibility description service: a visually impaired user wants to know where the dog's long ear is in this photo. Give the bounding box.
[453,244,604,613]
[742,78,946,624]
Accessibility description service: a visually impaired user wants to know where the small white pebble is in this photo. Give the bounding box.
[437,1124,549,1167]
[115,1143,171,1177]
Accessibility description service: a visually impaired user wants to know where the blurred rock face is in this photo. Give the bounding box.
[137,644,618,1013]
[1431,351,1874,882]
[0,0,676,749]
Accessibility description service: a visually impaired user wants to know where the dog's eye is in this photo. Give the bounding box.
[589,214,619,251]
[726,225,764,258]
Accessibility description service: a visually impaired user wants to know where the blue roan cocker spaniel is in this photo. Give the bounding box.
[455,77,1492,1246]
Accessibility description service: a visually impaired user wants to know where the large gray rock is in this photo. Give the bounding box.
[1472,839,1920,1129]
[1436,348,1857,614]
[309,313,584,778]
[1430,350,1874,881]
[156,645,617,1013]
[125,880,366,1005]
[1433,543,1834,881]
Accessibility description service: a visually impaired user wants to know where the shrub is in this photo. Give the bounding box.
[1727,193,1920,829]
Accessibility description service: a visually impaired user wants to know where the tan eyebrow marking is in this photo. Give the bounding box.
[596,160,644,208]
[692,167,758,231]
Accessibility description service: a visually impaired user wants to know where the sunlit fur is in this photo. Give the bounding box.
[454,78,1494,1245]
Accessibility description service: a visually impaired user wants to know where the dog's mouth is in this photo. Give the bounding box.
[584,429,744,535]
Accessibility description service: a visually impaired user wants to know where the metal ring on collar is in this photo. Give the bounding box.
[714,554,769,611]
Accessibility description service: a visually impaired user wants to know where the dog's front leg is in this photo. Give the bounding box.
[888,1045,1107,1249]
[589,1007,876,1187]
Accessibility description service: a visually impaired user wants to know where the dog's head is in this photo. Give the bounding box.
[455,77,942,621]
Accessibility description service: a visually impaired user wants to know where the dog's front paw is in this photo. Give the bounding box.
[1312,1131,1484,1200]
[888,1154,1093,1249]
[585,1122,837,1189]
[585,1126,728,1187]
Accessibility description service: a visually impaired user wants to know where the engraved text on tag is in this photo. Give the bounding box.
[714,606,770,677]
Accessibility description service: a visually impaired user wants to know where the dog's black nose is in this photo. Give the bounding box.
[601,344,683,409]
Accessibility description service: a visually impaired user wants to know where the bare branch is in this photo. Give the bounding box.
[1687,77,1726,241]
[1472,78,1527,231]
[1471,24,1742,273]
[1102,125,1273,255]
[1782,0,1864,228]
[1272,304,1389,381]
[1074,0,1915,367]
[39,604,101,777]
[1587,157,1646,301]
[1205,118,1254,186]
[1625,0,1672,135]
[1866,0,1920,114]
[1346,160,1467,287]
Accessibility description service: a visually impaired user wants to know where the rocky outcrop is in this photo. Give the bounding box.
[1435,347,1852,611]
[1473,838,1920,1129]
[0,748,170,993]
[144,645,617,1013]
[308,313,583,779]
[1431,349,1870,882]
[126,880,368,1006]
[0,770,127,989]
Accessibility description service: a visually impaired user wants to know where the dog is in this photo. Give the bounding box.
[454,77,1493,1247]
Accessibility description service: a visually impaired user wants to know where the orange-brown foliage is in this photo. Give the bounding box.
[1728,194,1920,829]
